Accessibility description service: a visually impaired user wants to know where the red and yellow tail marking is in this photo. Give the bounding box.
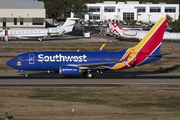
[111,18,167,70]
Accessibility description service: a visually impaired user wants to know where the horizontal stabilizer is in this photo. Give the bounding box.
[148,53,171,57]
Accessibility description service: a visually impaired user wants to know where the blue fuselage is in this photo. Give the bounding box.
[7,51,126,71]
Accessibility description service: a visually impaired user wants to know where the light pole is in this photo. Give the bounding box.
[27,14,29,29]
[11,14,12,29]
[147,14,151,23]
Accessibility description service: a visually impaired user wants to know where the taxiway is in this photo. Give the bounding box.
[0,72,180,87]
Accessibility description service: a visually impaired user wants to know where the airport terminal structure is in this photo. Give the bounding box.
[0,0,45,30]
[71,1,179,23]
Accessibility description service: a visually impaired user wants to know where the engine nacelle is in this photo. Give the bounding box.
[59,66,81,75]
[48,28,65,35]
[123,31,137,36]
[48,28,60,34]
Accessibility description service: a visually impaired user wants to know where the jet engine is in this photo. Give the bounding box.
[123,31,137,36]
[59,66,81,75]
[48,28,60,34]
[48,28,65,35]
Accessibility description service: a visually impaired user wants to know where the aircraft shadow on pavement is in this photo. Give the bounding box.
[152,65,180,73]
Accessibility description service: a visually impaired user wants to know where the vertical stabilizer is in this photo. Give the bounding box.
[60,18,79,33]
[107,21,127,36]
[111,18,168,70]
[133,18,167,54]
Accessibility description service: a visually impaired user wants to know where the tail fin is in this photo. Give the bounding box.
[111,18,167,70]
[60,18,79,33]
[107,21,127,36]
[107,21,113,31]
[132,18,167,54]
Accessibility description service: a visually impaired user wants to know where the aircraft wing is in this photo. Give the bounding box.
[19,34,49,38]
[67,62,118,70]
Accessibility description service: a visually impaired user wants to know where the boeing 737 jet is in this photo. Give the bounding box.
[7,18,168,78]
[108,20,180,41]
[0,18,79,41]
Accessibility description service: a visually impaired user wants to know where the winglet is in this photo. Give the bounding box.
[99,44,106,50]
[96,44,106,52]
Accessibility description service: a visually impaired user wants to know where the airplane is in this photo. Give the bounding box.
[107,20,180,41]
[0,18,79,41]
[6,18,168,78]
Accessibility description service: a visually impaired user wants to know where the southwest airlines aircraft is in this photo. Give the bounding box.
[108,20,180,41]
[7,18,167,78]
[0,18,79,41]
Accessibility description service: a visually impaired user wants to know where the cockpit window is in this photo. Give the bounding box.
[0,31,2,33]
[14,57,23,60]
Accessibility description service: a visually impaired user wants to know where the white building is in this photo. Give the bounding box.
[0,0,45,30]
[72,1,179,23]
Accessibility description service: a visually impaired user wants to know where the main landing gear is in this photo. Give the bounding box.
[37,38,43,41]
[83,72,93,78]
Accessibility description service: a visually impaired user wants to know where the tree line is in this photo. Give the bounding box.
[38,0,180,29]
[38,0,180,19]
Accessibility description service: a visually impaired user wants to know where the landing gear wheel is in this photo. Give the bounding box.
[24,74,28,77]
[87,73,93,78]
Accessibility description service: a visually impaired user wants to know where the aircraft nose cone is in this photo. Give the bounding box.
[6,59,15,68]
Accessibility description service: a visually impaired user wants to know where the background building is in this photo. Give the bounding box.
[72,1,179,23]
[0,0,45,30]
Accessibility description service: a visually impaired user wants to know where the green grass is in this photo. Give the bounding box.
[1,86,180,120]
